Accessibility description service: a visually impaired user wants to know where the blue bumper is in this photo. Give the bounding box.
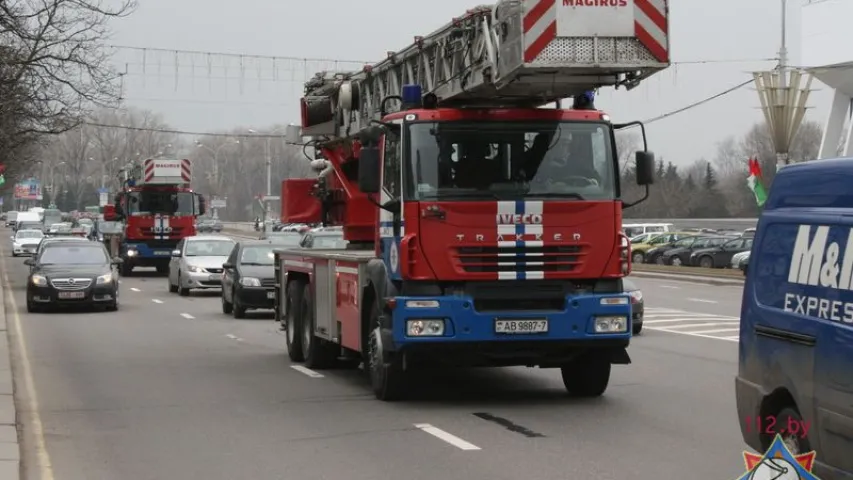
[389,293,632,347]
[124,242,174,260]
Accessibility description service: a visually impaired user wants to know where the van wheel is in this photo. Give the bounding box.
[366,299,405,401]
[285,280,306,362]
[301,283,338,369]
[561,354,610,397]
[631,252,644,264]
[698,256,714,268]
[766,407,812,455]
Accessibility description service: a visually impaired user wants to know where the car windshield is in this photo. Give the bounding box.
[16,231,43,239]
[623,278,638,291]
[240,246,276,265]
[40,246,108,265]
[313,235,347,249]
[127,191,195,216]
[404,121,616,201]
[648,235,672,245]
[185,240,234,256]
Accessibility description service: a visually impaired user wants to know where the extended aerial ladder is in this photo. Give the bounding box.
[299,0,670,140]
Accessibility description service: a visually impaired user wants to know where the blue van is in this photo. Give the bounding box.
[737,157,853,479]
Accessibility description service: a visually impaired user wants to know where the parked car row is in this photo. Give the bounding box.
[629,228,754,270]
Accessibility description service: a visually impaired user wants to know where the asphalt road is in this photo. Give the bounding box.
[1,233,751,480]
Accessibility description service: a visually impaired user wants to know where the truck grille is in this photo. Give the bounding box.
[454,245,583,274]
[50,278,92,290]
[141,227,186,236]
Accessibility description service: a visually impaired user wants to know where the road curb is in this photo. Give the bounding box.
[630,270,745,286]
[0,267,20,479]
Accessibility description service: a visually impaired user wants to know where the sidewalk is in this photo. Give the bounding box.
[0,277,20,479]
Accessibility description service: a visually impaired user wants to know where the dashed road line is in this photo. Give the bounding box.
[225,334,244,341]
[688,298,718,304]
[643,307,739,342]
[151,299,164,304]
[180,313,194,319]
[660,285,680,289]
[290,365,324,378]
[414,424,481,450]
[130,287,141,292]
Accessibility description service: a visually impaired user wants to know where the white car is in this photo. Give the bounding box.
[167,235,236,296]
[11,229,44,256]
[731,250,750,269]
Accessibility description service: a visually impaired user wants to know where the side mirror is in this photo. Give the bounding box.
[635,151,655,186]
[111,257,123,265]
[358,146,381,194]
[222,262,234,269]
[171,249,181,257]
[23,259,33,266]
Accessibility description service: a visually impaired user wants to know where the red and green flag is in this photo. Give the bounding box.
[747,157,767,207]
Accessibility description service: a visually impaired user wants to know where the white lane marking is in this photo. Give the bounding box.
[414,424,481,451]
[290,365,325,378]
[180,313,194,319]
[659,322,734,330]
[724,335,740,340]
[225,334,244,341]
[151,299,164,304]
[660,285,680,289]
[688,298,718,304]
[130,287,141,292]
[683,327,740,334]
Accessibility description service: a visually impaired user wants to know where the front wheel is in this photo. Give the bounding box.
[178,273,190,296]
[632,323,643,335]
[698,256,714,269]
[631,252,644,264]
[366,299,406,401]
[221,292,233,314]
[670,256,683,267]
[561,355,611,397]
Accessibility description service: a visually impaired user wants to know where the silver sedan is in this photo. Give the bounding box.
[167,236,236,296]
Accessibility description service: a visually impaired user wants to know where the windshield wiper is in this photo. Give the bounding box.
[525,192,586,200]
[421,191,501,200]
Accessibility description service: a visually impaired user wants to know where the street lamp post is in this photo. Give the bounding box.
[247,128,285,224]
[195,139,239,217]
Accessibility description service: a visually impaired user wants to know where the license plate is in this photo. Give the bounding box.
[153,251,170,256]
[58,291,85,299]
[208,274,220,282]
[495,319,548,334]
[267,291,275,299]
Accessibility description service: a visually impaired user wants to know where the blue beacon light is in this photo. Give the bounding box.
[401,84,423,109]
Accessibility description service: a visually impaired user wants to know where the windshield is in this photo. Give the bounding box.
[16,231,44,239]
[185,240,234,256]
[240,246,275,265]
[127,191,195,216]
[40,246,108,265]
[404,121,616,201]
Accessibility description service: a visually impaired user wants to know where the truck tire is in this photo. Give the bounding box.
[560,355,611,397]
[367,299,405,401]
[285,280,306,362]
[301,283,338,369]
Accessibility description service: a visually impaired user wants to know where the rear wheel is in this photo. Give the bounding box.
[285,280,305,362]
[631,252,644,264]
[698,255,714,268]
[301,284,338,369]
[632,323,643,335]
[670,256,683,266]
[366,299,405,401]
[765,407,812,454]
[561,354,611,397]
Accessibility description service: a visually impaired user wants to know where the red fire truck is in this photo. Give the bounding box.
[104,158,206,276]
[274,0,670,400]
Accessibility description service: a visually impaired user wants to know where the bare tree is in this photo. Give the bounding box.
[0,0,136,177]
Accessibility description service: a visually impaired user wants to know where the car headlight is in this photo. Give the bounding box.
[628,290,642,303]
[593,316,628,333]
[30,275,47,286]
[96,273,113,284]
[186,265,207,273]
[12,243,20,249]
[240,277,261,287]
[126,249,137,256]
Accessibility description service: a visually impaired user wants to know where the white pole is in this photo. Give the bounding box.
[779,0,788,88]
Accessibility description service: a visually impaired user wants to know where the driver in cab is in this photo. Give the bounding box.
[528,132,601,189]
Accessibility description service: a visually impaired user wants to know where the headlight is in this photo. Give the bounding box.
[30,275,47,286]
[12,243,20,249]
[96,273,112,284]
[406,319,445,336]
[240,277,261,287]
[593,316,628,333]
[186,265,207,273]
[628,290,642,303]
[126,249,137,256]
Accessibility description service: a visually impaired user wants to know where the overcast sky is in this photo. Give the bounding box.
[107,0,847,167]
